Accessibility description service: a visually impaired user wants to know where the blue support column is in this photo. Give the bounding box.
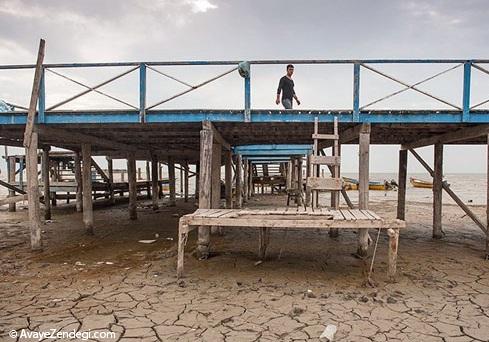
[139,63,147,123]
[38,68,45,123]
[353,63,360,122]
[244,76,251,122]
[462,61,472,122]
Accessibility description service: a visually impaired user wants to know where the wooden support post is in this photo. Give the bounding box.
[158,162,163,199]
[106,157,115,204]
[168,157,176,206]
[487,134,489,259]
[127,153,137,220]
[397,149,408,220]
[248,160,253,198]
[195,163,200,204]
[41,147,51,221]
[387,228,399,279]
[225,150,233,208]
[81,144,93,235]
[433,143,443,239]
[243,158,249,202]
[236,155,243,208]
[74,152,83,212]
[184,161,189,202]
[26,131,41,250]
[8,156,16,212]
[151,154,159,210]
[305,154,311,206]
[357,123,370,257]
[198,129,213,258]
[137,167,142,180]
[330,140,340,238]
[180,164,184,195]
[211,143,222,234]
[146,161,151,199]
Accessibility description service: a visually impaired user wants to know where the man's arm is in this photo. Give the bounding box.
[276,78,283,105]
[293,91,300,105]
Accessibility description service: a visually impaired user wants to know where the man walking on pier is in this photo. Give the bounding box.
[276,64,301,109]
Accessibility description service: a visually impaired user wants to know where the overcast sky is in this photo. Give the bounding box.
[1,0,489,173]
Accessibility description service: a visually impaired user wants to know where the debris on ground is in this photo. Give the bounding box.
[138,239,157,244]
[319,324,337,341]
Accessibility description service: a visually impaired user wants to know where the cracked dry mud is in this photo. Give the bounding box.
[1,195,489,341]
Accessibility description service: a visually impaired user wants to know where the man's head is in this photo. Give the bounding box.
[286,64,294,77]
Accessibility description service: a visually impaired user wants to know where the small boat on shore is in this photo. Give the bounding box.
[410,177,433,189]
[342,177,394,191]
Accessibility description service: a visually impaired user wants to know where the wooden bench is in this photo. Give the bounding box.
[177,207,405,278]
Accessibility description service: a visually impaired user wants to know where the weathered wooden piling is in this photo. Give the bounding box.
[127,153,137,220]
[151,154,159,210]
[433,143,443,239]
[397,149,407,220]
[225,150,233,208]
[168,158,176,206]
[26,131,41,250]
[211,143,222,234]
[81,144,93,234]
[74,152,83,212]
[106,157,115,204]
[183,161,189,202]
[8,156,16,212]
[198,128,213,257]
[236,155,243,208]
[41,147,51,220]
[357,123,370,257]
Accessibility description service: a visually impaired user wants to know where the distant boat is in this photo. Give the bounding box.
[342,177,390,191]
[410,177,433,189]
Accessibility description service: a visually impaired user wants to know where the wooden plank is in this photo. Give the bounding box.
[202,121,231,150]
[306,177,342,191]
[312,133,339,140]
[360,210,376,220]
[23,39,45,148]
[367,210,382,220]
[185,217,405,229]
[310,155,341,166]
[341,209,355,221]
[0,194,28,206]
[26,131,42,250]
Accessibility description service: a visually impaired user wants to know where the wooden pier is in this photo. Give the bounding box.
[1,43,489,276]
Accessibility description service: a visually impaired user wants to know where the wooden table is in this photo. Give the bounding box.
[177,207,405,278]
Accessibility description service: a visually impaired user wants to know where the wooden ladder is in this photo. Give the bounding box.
[306,117,342,209]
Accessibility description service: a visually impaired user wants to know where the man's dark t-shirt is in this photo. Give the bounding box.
[277,76,295,100]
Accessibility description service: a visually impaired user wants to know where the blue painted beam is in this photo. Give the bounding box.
[235,144,311,151]
[353,63,360,122]
[1,109,489,124]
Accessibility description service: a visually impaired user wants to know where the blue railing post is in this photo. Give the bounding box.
[38,67,45,123]
[244,76,251,122]
[462,61,471,122]
[139,63,146,123]
[353,63,360,122]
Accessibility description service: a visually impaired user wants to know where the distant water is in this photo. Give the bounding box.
[0,171,486,206]
[341,173,487,206]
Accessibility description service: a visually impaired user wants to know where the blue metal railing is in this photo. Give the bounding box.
[0,59,488,124]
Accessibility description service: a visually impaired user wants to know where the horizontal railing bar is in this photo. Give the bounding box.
[1,59,489,70]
